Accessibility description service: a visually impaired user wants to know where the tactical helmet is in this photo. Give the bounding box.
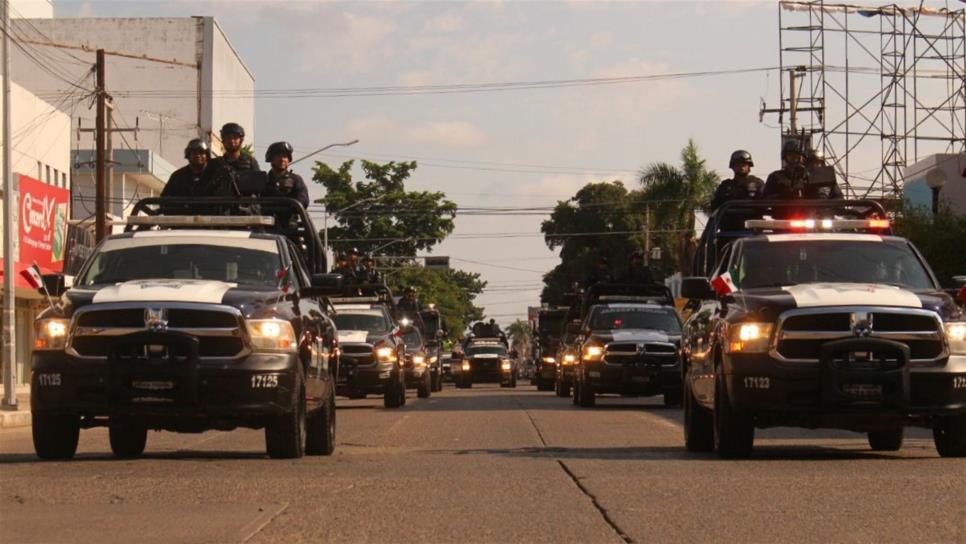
[404,286,417,294]
[184,138,210,159]
[347,247,361,256]
[265,141,294,162]
[806,148,826,163]
[729,150,754,168]
[781,140,804,159]
[220,122,245,138]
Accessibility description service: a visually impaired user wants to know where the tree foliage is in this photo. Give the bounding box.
[539,181,645,304]
[312,160,457,257]
[638,139,719,271]
[893,204,966,287]
[385,265,486,341]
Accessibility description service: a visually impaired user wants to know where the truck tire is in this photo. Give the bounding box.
[417,373,431,398]
[578,380,596,407]
[266,375,306,459]
[713,370,754,459]
[306,385,336,456]
[385,378,406,408]
[108,418,148,458]
[663,387,683,408]
[868,428,904,452]
[572,379,581,405]
[684,378,714,452]
[933,415,966,457]
[555,381,570,397]
[32,413,79,460]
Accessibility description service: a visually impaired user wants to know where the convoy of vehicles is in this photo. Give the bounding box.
[27,191,966,461]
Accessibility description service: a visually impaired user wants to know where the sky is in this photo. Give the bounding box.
[52,0,952,326]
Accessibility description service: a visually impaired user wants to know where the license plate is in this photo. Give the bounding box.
[632,375,650,383]
[131,380,175,391]
[842,383,882,398]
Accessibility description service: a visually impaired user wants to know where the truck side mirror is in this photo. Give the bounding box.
[40,274,66,297]
[682,277,715,300]
[565,321,582,335]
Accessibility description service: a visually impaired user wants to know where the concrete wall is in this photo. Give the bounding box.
[11,17,255,170]
[902,153,966,215]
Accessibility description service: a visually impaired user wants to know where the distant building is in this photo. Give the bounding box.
[902,154,966,214]
[11,15,256,220]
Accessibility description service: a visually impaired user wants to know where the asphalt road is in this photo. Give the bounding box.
[1,384,964,544]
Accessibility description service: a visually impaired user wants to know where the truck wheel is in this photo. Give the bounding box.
[684,378,714,452]
[510,376,517,388]
[266,376,306,459]
[663,387,683,408]
[868,428,904,452]
[713,371,754,459]
[537,382,552,392]
[572,379,581,405]
[385,378,405,408]
[32,413,79,460]
[933,415,966,457]
[306,385,336,456]
[417,373,431,398]
[555,381,568,397]
[108,418,148,459]
[578,380,596,407]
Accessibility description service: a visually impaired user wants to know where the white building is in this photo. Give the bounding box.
[11,15,256,220]
[902,154,966,215]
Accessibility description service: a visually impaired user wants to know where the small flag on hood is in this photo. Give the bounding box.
[710,271,736,296]
[19,264,43,290]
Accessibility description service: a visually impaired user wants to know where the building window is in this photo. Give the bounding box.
[37,161,42,179]
[45,165,50,184]
[62,172,67,189]
[53,168,59,187]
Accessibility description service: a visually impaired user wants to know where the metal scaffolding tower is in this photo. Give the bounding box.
[764,1,966,199]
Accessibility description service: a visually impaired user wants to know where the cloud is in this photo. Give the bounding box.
[345,115,488,147]
[425,12,463,33]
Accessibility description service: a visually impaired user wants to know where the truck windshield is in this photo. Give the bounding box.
[77,240,281,288]
[468,346,507,356]
[403,329,423,349]
[333,311,392,333]
[538,316,564,336]
[588,306,681,333]
[735,240,934,290]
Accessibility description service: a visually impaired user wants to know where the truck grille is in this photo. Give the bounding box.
[774,308,945,364]
[341,344,374,365]
[68,303,246,359]
[604,342,677,366]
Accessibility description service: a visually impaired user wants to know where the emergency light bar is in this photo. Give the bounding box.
[126,215,276,227]
[329,296,383,304]
[598,295,669,303]
[744,218,890,231]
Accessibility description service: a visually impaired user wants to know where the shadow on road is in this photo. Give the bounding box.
[0,450,267,464]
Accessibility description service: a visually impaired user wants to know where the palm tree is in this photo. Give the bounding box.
[505,319,532,358]
[638,140,719,271]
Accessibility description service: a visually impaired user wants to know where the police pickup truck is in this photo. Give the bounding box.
[571,284,682,407]
[532,307,567,392]
[454,326,517,388]
[681,200,966,458]
[329,284,408,408]
[31,197,340,460]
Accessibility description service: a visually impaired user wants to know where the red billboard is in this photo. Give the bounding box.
[0,174,69,289]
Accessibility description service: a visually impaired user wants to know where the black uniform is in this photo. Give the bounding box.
[763,167,808,200]
[203,154,262,196]
[265,170,310,209]
[623,265,656,285]
[710,175,765,210]
[161,166,207,197]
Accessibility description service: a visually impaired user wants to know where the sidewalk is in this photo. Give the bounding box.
[0,384,31,428]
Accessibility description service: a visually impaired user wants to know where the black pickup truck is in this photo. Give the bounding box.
[681,200,966,458]
[532,307,567,392]
[31,198,341,460]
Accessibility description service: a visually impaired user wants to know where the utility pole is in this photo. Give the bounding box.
[789,69,798,134]
[95,49,106,242]
[643,205,652,266]
[2,0,16,410]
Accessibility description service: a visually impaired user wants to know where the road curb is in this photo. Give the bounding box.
[0,409,31,429]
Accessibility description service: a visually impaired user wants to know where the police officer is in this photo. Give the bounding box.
[162,139,210,197]
[334,248,362,283]
[203,122,261,195]
[763,141,809,200]
[263,141,310,209]
[360,254,382,284]
[586,256,613,287]
[710,150,764,210]
[623,252,656,285]
[805,148,844,199]
[397,286,425,329]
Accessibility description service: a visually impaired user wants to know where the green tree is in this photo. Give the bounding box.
[313,160,457,257]
[893,204,966,287]
[638,139,718,271]
[506,319,532,356]
[539,181,645,304]
[385,265,486,341]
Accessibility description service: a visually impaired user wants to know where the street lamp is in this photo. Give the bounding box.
[926,168,947,216]
[291,139,359,165]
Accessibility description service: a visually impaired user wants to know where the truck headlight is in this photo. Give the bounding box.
[35,318,68,350]
[562,353,576,366]
[946,322,966,355]
[461,361,470,371]
[727,322,773,354]
[247,319,296,351]
[413,354,426,367]
[541,357,556,364]
[501,360,512,371]
[375,346,397,362]
[583,344,604,361]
